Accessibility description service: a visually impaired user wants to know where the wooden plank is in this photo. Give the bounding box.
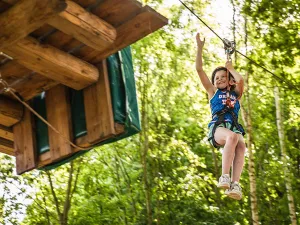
[83,60,115,144]
[45,85,73,162]
[0,0,66,49]
[0,95,23,127]
[13,107,37,175]
[3,37,99,90]
[0,137,14,156]
[79,6,168,64]
[92,0,143,27]
[0,124,13,141]
[49,0,117,51]
[37,122,125,168]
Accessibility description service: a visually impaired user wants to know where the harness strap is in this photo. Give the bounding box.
[209,106,245,148]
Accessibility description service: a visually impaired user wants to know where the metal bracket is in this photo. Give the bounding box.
[223,38,235,61]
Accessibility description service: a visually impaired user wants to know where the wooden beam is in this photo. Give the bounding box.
[80,6,168,64]
[0,61,58,101]
[0,124,13,141]
[0,137,14,156]
[48,0,117,51]
[0,0,66,49]
[13,107,37,175]
[3,37,99,90]
[83,60,115,144]
[0,95,23,127]
[45,85,73,163]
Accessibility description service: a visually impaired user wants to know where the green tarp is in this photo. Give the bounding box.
[33,46,141,170]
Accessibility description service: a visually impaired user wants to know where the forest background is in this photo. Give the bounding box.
[0,0,299,224]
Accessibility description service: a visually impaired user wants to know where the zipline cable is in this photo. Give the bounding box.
[178,0,300,93]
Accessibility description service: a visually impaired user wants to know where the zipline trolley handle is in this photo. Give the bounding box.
[223,38,235,61]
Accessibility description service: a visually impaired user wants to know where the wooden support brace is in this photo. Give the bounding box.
[0,0,66,49]
[83,59,115,144]
[0,95,23,127]
[3,37,99,90]
[13,107,37,175]
[45,84,73,163]
[49,0,117,51]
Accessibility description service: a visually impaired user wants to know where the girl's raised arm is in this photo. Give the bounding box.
[226,61,244,97]
[195,33,215,98]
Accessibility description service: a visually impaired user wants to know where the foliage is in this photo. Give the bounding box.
[1,0,299,224]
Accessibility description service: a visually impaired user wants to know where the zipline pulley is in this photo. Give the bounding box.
[223,38,235,61]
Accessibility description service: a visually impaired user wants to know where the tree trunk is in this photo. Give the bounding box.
[241,72,260,224]
[140,70,152,225]
[46,161,80,225]
[274,86,297,225]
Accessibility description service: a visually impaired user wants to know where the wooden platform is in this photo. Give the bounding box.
[0,0,168,174]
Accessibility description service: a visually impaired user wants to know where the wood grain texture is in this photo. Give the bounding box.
[3,37,99,90]
[45,85,73,163]
[13,107,37,175]
[84,60,115,144]
[49,0,117,50]
[0,0,66,49]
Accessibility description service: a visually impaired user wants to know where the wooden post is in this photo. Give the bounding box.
[45,85,73,162]
[13,107,37,175]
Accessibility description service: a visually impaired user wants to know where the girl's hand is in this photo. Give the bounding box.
[225,60,234,70]
[196,33,205,49]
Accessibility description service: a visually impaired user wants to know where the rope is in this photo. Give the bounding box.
[0,52,13,60]
[178,0,300,93]
[0,74,90,151]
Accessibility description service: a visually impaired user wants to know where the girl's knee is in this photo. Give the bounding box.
[226,132,239,144]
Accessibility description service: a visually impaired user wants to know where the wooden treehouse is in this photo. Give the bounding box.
[0,0,167,174]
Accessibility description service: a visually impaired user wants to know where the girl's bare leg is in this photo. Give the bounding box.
[214,127,239,175]
[231,135,246,182]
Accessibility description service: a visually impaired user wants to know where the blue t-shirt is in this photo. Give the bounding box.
[208,89,240,127]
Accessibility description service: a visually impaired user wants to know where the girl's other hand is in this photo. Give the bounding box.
[196,33,205,49]
[225,60,234,70]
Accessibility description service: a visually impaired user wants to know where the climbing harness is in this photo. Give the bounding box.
[208,105,246,148]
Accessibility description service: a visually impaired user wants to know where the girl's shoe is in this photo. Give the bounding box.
[217,174,230,189]
[225,181,242,200]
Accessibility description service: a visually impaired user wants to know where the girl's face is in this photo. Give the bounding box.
[214,70,228,89]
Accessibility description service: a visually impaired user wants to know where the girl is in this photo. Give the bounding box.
[195,33,246,200]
